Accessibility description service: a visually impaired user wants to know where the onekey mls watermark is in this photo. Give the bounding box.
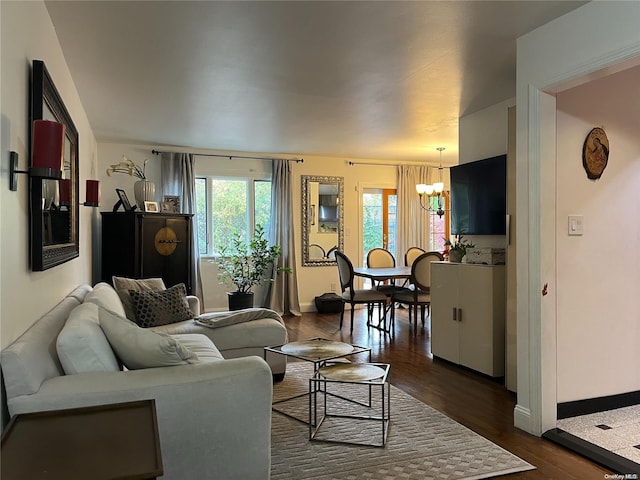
[604,475,638,480]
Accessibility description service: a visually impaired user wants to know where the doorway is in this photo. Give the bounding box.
[362,188,397,287]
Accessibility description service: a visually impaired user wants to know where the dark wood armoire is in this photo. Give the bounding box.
[101,212,194,294]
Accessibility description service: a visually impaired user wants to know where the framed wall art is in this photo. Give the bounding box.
[582,127,609,180]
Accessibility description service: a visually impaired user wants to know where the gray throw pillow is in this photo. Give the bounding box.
[130,283,194,328]
[98,306,199,370]
[112,276,166,321]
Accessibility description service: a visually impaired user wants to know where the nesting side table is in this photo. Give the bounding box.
[265,338,371,424]
[309,362,391,447]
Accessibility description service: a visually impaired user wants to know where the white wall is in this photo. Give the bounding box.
[556,66,640,402]
[459,98,514,165]
[0,1,97,349]
[515,0,640,435]
[95,142,399,312]
[458,99,514,250]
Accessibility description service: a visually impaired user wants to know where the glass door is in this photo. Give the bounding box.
[362,188,398,263]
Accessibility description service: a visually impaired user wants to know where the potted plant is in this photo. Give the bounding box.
[444,235,475,263]
[217,224,289,310]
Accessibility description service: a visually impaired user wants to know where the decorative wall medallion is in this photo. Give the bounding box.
[154,227,179,256]
[582,127,609,180]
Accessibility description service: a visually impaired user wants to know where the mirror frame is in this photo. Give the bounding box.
[301,175,344,267]
[30,60,79,271]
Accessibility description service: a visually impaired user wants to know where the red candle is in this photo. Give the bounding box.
[31,120,65,175]
[85,179,100,206]
[59,179,71,205]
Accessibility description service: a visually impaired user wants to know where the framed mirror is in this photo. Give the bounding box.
[301,175,344,266]
[30,60,79,271]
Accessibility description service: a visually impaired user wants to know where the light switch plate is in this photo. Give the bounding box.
[568,215,584,236]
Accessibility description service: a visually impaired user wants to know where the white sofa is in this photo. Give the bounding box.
[1,282,289,479]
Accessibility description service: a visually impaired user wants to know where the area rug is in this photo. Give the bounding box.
[271,362,535,480]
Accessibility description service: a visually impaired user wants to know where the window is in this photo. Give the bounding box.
[428,192,450,252]
[196,177,272,256]
[362,189,398,260]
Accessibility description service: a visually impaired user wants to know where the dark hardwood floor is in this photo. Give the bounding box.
[281,307,611,479]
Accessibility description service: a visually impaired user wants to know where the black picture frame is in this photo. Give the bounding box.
[115,188,133,212]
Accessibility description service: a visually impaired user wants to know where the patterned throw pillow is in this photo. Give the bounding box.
[130,283,194,328]
[112,277,166,321]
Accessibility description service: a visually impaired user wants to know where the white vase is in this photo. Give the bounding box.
[134,180,155,210]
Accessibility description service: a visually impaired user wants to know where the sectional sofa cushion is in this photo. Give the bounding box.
[129,283,194,328]
[112,276,166,321]
[83,282,128,318]
[171,334,225,362]
[98,307,199,369]
[56,302,121,375]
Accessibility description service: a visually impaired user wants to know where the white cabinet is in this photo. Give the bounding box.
[431,262,506,377]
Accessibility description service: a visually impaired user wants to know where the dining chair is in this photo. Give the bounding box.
[404,246,426,266]
[308,243,326,258]
[326,246,338,259]
[365,247,407,323]
[366,248,401,292]
[335,251,389,334]
[392,251,444,333]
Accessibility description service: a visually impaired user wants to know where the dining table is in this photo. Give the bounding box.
[352,265,412,334]
[353,265,411,283]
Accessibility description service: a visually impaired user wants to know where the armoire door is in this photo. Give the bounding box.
[140,215,192,293]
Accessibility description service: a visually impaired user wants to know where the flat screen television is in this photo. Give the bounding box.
[450,155,507,235]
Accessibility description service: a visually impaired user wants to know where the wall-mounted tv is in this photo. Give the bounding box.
[450,155,506,235]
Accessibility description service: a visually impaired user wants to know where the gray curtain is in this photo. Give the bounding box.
[396,165,432,260]
[267,159,301,315]
[160,152,203,306]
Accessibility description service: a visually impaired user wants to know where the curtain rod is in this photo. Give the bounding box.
[347,160,446,168]
[151,149,303,163]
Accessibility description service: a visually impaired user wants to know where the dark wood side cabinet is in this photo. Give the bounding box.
[1,400,163,480]
[101,212,194,294]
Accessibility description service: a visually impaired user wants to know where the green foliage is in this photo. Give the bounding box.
[444,234,475,256]
[362,193,383,254]
[211,180,247,254]
[216,224,289,293]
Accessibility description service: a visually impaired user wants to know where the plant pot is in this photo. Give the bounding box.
[449,250,464,263]
[227,291,254,311]
[134,180,155,210]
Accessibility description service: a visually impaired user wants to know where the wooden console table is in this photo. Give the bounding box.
[1,399,163,480]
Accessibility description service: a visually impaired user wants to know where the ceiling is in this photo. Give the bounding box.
[46,1,586,165]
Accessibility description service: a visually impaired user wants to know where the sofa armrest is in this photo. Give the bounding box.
[186,295,200,316]
[8,357,272,480]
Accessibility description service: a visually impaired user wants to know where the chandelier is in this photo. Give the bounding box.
[416,147,448,218]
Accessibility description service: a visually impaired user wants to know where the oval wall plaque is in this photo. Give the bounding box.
[582,127,609,180]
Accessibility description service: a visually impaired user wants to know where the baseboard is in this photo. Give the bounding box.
[557,391,640,419]
[513,404,538,435]
[543,428,640,475]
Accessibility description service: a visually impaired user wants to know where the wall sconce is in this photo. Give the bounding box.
[84,179,100,207]
[9,120,65,191]
[416,147,448,218]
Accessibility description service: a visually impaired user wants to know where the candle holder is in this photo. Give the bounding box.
[9,120,66,192]
[9,151,63,191]
[83,179,100,207]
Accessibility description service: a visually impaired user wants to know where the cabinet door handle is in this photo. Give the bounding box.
[453,307,457,321]
[458,308,462,322]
